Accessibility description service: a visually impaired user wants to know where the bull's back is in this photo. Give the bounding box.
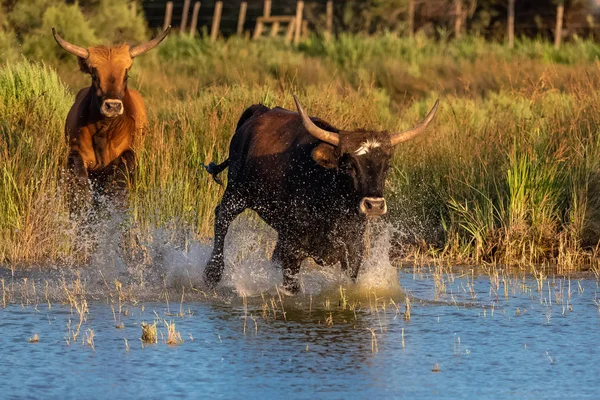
[228,107,315,186]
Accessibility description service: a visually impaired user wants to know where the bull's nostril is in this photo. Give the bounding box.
[360,197,387,216]
[102,100,123,115]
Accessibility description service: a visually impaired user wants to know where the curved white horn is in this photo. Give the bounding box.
[390,99,439,146]
[293,95,339,146]
[130,26,171,58]
[52,27,89,59]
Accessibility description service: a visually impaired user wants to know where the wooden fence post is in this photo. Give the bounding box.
[555,2,564,49]
[237,2,248,36]
[189,2,201,37]
[408,0,415,38]
[507,0,515,48]
[325,0,333,40]
[211,1,223,41]
[163,1,173,32]
[294,1,304,45]
[264,0,272,17]
[454,0,463,38]
[180,0,191,34]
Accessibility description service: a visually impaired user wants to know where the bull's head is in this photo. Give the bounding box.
[52,27,171,118]
[293,95,439,218]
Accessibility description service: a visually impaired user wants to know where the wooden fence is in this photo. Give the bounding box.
[143,0,583,49]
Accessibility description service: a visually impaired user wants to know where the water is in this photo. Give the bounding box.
[1,218,599,399]
[1,269,599,399]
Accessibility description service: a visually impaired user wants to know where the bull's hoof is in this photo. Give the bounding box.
[203,260,224,289]
[281,278,300,295]
[277,285,297,297]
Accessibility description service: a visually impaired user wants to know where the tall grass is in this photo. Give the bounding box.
[3,33,600,270]
[0,62,72,262]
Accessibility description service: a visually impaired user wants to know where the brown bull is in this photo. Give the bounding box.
[204,96,439,293]
[53,27,170,208]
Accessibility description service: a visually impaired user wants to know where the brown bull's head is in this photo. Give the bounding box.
[52,27,171,118]
[293,95,439,218]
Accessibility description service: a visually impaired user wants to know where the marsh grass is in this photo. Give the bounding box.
[164,321,183,345]
[141,321,157,344]
[3,34,600,271]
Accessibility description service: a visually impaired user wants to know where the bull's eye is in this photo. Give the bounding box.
[340,162,356,176]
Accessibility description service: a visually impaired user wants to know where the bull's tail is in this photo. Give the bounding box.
[204,159,229,186]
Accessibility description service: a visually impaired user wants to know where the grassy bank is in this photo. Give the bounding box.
[3,33,600,271]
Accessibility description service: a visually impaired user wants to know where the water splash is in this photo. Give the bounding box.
[31,200,403,299]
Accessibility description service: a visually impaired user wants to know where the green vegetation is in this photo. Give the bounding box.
[2,14,600,271]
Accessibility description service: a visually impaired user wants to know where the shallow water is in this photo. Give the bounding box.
[1,269,599,399]
[2,215,599,398]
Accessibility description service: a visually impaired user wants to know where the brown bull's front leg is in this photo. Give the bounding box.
[114,149,136,182]
[66,150,91,217]
[90,150,136,206]
[109,150,135,200]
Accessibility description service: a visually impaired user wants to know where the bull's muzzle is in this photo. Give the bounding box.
[360,197,387,217]
[101,99,124,118]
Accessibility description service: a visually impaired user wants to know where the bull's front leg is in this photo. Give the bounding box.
[339,226,367,282]
[100,150,135,191]
[114,149,136,183]
[65,150,91,217]
[273,237,303,294]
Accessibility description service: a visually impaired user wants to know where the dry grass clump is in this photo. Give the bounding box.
[141,321,158,344]
[85,329,95,351]
[164,321,183,345]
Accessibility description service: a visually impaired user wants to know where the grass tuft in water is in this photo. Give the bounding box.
[141,321,157,344]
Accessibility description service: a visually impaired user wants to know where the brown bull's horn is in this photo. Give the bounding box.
[390,99,439,146]
[293,95,340,146]
[52,27,89,59]
[130,26,171,58]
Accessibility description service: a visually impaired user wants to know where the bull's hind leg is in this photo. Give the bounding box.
[204,190,247,288]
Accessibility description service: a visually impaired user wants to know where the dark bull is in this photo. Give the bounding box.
[204,96,439,293]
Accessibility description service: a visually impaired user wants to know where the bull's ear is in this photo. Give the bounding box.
[311,143,337,169]
[78,57,90,74]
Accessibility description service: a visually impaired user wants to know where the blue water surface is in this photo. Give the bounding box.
[0,271,598,399]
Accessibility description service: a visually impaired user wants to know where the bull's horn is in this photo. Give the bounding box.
[130,26,171,58]
[390,99,439,146]
[293,95,339,146]
[52,27,89,59]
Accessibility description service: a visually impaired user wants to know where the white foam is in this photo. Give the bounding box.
[73,202,401,298]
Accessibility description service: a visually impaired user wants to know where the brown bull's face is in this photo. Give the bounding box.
[293,95,439,218]
[52,27,171,119]
[79,45,132,118]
